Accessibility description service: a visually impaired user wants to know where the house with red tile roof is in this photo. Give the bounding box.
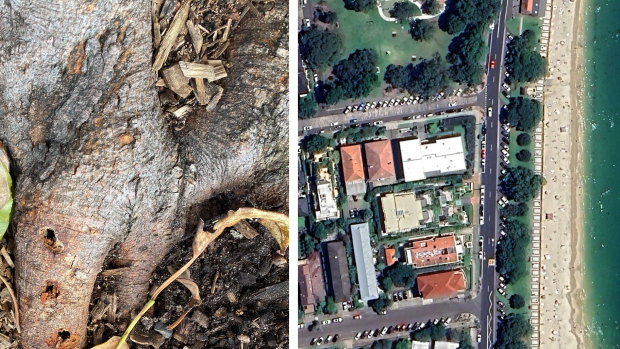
[364,140,396,186]
[340,144,366,196]
[404,236,458,268]
[416,270,465,300]
[298,251,327,312]
[384,246,397,266]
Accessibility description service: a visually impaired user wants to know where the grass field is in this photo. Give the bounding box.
[320,0,453,99]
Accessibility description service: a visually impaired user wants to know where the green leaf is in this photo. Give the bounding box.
[0,161,13,241]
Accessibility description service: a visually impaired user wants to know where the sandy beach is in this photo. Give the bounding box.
[537,0,586,347]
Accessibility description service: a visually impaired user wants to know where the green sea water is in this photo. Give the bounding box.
[582,0,620,347]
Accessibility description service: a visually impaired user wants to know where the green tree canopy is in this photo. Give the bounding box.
[516,149,531,162]
[343,0,375,12]
[318,49,379,104]
[500,202,528,217]
[501,96,542,131]
[325,296,339,314]
[509,294,526,309]
[409,19,436,41]
[447,24,486,85]
[494,313,530,349]
[383,262,416,288]
[389,2,421,22]
[299,94,318,118]
[422,0,442,15]
[395,339,412,349]
[301,134,334,154]
[384,54,450,97]
[299,27,343,70]
[516,132,531,146]
[314,8,338,23]
[505,29,547,82]
[496,219,531,282]
[370,293,393,313]
[381,276,394,291]
[438,0,500,34]
[499,166,542,202]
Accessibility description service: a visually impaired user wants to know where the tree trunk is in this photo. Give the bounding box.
[0,0,288,348]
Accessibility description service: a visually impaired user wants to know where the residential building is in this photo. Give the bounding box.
[364,140,396,186]
[314,180,340,221]
[384,246,397,266]
[404,236,458,268]
[324,241,352,302]
[298,53,309,97]
[350,223,379,301]
[400,136,467,182]
[298,251,327,312]
[380,192,426,234]
[340,144,366,196]
[416,270,466,300]
[520,0,533,14]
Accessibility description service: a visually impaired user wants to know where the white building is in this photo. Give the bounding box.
[314,181,340,221]
[400,136,467,182]
[433,341,460,349]
[411,341,431,349]
[350,223,379,301]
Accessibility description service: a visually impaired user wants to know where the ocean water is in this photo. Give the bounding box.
[582,0,620,347]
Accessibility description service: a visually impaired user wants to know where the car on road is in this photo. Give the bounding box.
[353,314,362,320]
[303,126,312,131]
[488,107,493,117]
[322,319,331,325]
[478,334,482,343]
[333,317,343,323]
[373,121,383,126]
[490,59,496,69]
[379,310,387,315]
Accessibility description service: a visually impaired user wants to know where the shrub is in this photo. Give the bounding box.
[509,294,525,309]
[516,132,531,146]
[516,149,531,162]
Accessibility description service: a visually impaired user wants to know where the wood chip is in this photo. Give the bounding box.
[193,78,211,105]
[233,220,259,239]
[178,61,227,82]
[162,64,193,98]
[169,105,191,119]
[212,41,229,59]
[155,78,167,87]
[152,0,164,48]
[152,0,191,72]
[186,20,203,56]
[205,85,224,112]
[0,247,13,268]
[222,19,232,42]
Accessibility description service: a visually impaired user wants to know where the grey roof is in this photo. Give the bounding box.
[325,241,352,302]
[350,223,379,301]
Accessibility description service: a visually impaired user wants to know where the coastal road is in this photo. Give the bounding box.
[478,0,513,347]
[299,93,482,136]
[299,297,480,348]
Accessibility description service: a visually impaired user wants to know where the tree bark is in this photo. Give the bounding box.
[0,1,288,348]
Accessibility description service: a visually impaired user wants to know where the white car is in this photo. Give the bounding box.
[373,121,383,126]
[303,126,312,131]
[488,107,493,117]
[330,121,339,126]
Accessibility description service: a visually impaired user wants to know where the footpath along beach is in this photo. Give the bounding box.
[535,0,585,348]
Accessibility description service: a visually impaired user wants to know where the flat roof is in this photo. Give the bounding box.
[315,181,340,221]
[433,342,460,349]
[350,223,379,301]
[400,137,466,182]
[380,192,424,234]
[411,341,431,349]
[405,235,458,268]
[325,241,352,302]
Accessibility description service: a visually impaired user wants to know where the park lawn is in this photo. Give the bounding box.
[321,0,453,100]
[509,129,535,171]
[506,15,542,38]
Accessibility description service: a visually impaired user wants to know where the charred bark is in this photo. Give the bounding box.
[0,0,288,348]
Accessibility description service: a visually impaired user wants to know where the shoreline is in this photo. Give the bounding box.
[568,0,586,346]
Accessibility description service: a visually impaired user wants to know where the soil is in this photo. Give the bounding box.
[87,192,289,348]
